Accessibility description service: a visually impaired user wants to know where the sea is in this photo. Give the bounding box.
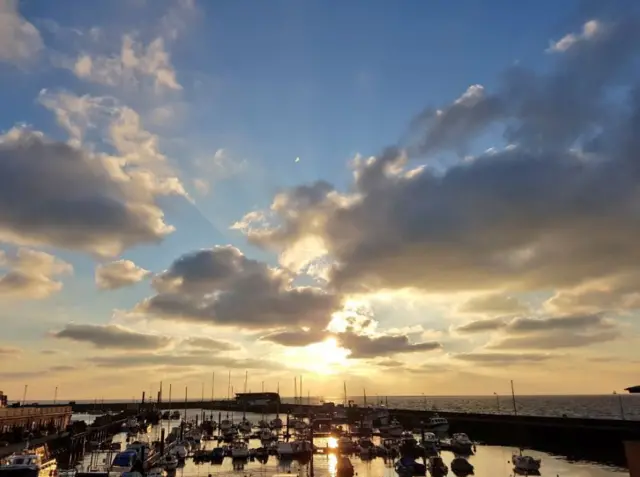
[70,409,630,477]
[68,394,640,421]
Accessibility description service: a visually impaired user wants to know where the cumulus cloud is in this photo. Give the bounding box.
[0,248,72,299]
[0,127,175,256]
[236,13,640,301]
[96,260,150,290]
[0,0,43,65]
[72,35,181,93]
[134,245,341,330]
[458,293,528,315]
[53,323,171,350]
[547,20,602,53]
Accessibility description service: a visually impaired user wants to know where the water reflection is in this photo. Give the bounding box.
[327,453,337,477]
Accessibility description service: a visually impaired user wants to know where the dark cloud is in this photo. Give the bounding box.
[135,245,341,330]
[261,327,441,359]
[183,337,240,351]
[53,323,172,350]
[95,260,150,290]
[87,352,280,370]
[488,330,619,350]
[454,352,553,365]
[0,129,174,257]
[236,12,640,300]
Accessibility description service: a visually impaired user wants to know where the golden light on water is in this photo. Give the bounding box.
[327,436,338,449]
[327,452,337,477]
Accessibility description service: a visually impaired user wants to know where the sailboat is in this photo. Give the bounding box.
[510,380,541,473]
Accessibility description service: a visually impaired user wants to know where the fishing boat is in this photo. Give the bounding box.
[0,448,57,477]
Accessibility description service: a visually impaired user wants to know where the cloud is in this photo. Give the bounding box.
[261,327,441,359]
[454,352,553,365]
[454,318,507,334]
[53,323,172,350]
[134,245,342,330]
[375,358,404,368]
[236,12,640,298]
[192,149,248,196]
[96,260,150,290]
[547,20,602,53]
[0,346,21,355]
[0,248,72,299]
[72,35,181,93]
[458,293,528,315]
[87,352,280,370]
[182,337,240,351]
[0,0,43,65]
[0,127,175,256]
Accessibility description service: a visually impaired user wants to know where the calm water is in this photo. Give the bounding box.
[65,395,640,421]
[74,410,629,477]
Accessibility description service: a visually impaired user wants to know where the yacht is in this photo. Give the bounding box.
[238,419,252,434]
[0,450,57,477]
[270,417,283,429]
[257,419,270,428]
[259,428,273,441]
[276,442,295,458]
[421,432,439,453]
[451,433,473,454]
[381,418,404,437]
[219,419,233,432]
[293,419,308,432]
[512,454,541,472]
[231,441,249,459]
[426,415,449,433]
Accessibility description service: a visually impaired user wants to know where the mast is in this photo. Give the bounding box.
[343,382,347,406]
[168,384,172,430]
[277,382,280,418]
[364,388,367,407]
[294,377,297,404]
[211,372,215,402]
[184,386,188,423]
[300,375,303,405]
[510,380,518,416]
[53,386,58,405]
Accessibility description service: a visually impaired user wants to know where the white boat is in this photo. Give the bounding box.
[0,450,57,477]
[512,454,541,472]
[231,441,249,459]
[451,433,473,453]
[270,417,283,429]
[426,415,449,433]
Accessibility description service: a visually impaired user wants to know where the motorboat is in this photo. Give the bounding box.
[276,442,295,459]
[210,447,225,463]
[161,454,177,470]
[238,419,252,434]
[219,419,233,432]
[0,449,57,477]
[394,456,427,476]
[512,454,541,472]
[231,441,249,459]
[450,457,474,475]
[270,417,283,429]
[292,419,308,432]
[381,418,404,437]
[426,415,449,433]
[170,444,187,461]
[336,456,354,477]
[259,428,273,441]
[257,419,270,428]
[427,456,449,477]
[145,468,164,477]
[451,434,473,454]
[421,432,439,453]
[169,411,181,420]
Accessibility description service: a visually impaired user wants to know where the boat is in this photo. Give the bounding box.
[257,419,270,428]
[292,419,307,432]
[161,454,177,470]
[219,419,233,432]
[421,432,439,454]
[512,454,541,472]
[451,433,473,454]
[110,450,138,473]
[231,441,249,459]
[0,449,57,477]
[450,457,474,475]
[169,411,181,420]
[394,456,427,476]
[125,441,154,461]
[426,415,449,433]
[238,419,253,434]
[336,456,354,477]
[170,444,187,461]
[276,442,295,458]
[210,447,225,463]
[259,428,273,441]
[381,418,404,437]
[427,456,449,477]
[337,436,355,453]
[270,417,283,429]
[146,468,164,477]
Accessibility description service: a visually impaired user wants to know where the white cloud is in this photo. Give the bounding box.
[0,0,43,65]
[547,20,602,53]
[95,260,150,290]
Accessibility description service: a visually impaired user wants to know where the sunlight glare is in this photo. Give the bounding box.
[327,436,338,449]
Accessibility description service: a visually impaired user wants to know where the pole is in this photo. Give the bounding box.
[211,372,215,402]
[184,386,188,423]
[294,377,297,405]
[201,382,204,402]
[510,380,517,416]
[54,386,58,405]
[494,392,500,412]
[227,371,231,401]
[22,384,28,405]
[168,384,172,431]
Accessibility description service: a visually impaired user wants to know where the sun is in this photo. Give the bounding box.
[283,337,350,375]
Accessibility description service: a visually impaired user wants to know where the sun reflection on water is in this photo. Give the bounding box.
[327,437,338,449]
[327,453,338,477]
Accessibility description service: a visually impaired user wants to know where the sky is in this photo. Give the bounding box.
[1,0,640,401]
